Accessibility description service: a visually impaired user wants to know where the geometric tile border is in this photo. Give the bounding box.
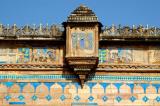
[0,74,160,81]
[1,82,160,103]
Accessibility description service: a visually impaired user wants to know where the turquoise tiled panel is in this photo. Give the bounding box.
[0,74,160,81]
[0,74,160,104]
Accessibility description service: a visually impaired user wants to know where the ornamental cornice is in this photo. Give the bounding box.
[98,64,160,72]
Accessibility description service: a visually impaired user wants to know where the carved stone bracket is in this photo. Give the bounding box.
[66,57,98,87]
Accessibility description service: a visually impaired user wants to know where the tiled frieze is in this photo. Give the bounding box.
[99,46,160,64]
[0,74,159,106]
[0,46,63,65]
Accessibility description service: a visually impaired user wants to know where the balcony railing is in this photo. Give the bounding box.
[0,24,64,40]
[100,25,160,41]
[1,24,160,41]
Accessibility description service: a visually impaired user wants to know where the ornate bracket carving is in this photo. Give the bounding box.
[66,57,98,87]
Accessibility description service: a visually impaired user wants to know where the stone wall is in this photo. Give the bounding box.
[0,42,159,106]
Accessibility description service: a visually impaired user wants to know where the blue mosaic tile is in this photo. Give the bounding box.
[99,83,110,93]
[57,82,69,93]
[32,95,38,101]
[113,83,123,93]
[152,84,160,94]
[140,84,150,94]
[17,82,27,93]
[88,96,94,102]
[18,95,25,101]
[0,74,160,81]
[88,75,160,81]
[87,82,97,94]
[127,83,134,94]
[3,82,14,88]
[73,82,81,93]
[5,95,11,101]
[74,95,80,101]
[44,82,55,93]
[102,96,108,102]
[45,95,52,101]
[9,102,25,105]
[60,94,66,101]
[129,96,136,102]
[72,103,98,106]
[142,96,149,102]
[30,82,41,93]
[156,96,160,102]
[116,96,122,102]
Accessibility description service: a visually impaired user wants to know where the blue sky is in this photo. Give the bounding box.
[0,0,159,27]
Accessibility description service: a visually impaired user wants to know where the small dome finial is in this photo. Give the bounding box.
[80,4,85,7]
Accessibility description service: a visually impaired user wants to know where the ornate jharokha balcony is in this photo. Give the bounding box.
[0,24,64,40]
[0,64,63,71]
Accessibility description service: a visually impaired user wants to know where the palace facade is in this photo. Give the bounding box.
[0,5,160,106]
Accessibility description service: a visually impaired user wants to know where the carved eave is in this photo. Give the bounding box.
[0,64,63,71]
[100,35,160,42]
[98,64,160,72]
[0,37,64,41]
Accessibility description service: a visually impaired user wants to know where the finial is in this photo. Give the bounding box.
[33,24,36,29]
[25,24,29,33]
[39,23,42,31]
[146,24,149,29]
[46,23,49,30]
[155,26,156,31]
[13,24,16,34]
[13,24,16,29]
[26,24,29,28]
[154,27,157,35]
[132,25,135,29]
[80,4,85,7]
